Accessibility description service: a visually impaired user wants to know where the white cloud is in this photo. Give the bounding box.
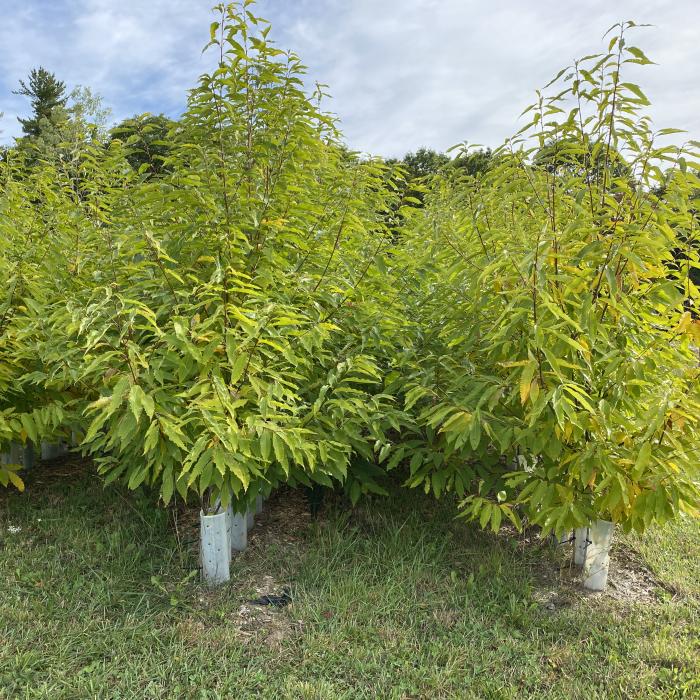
[0,0,213,140]
[268,0,700,155]
[1,0,698,156]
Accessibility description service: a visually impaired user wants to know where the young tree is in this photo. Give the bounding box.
[391,24,700,535]
[110,114,176,177]
[0,2,402,510]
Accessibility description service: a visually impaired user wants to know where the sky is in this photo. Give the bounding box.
[0,0,698,157]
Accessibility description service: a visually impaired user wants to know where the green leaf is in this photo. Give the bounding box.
[128,385,146,422]
[229,353,248,385]
[162,467,174,504]
[632,442,652,479]
[260,430,272,461]
[621,82,649,105]
[520,361,537,404]
[490,506,503,533]
[469,414,481,450]
[479,503,492,529]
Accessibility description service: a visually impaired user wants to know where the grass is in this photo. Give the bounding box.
[0,458,698,699]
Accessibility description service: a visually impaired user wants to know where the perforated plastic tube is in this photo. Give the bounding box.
[200,509,231,585]
[40,441,67,460]
[227,506,247,552]
[1,443,25,467]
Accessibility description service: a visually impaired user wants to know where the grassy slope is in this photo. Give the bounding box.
[0,459,698,700]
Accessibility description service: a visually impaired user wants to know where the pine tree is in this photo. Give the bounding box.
[14,67,68,139]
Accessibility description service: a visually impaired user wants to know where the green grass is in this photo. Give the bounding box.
[1,458,698,699]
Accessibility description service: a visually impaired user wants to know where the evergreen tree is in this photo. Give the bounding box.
[14,67,68,139]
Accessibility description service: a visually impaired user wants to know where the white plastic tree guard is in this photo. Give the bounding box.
[225,504,232,548]
[256,494,263,515]
[573,526,589,566]
[1,443,21,466]
[23,441,35,470]
[10,443,23,464]
[40,441,68,460]
[246,509,255,530]
[200,508,231,585]
[1,443,36,472]
[583,520,614,591]
[227,506,248,552]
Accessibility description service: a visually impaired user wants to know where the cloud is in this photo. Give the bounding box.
[0,0,214,140]
[268,0,700,156]
[1,0,698,157]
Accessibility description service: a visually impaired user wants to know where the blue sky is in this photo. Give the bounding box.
[1,0,698,157]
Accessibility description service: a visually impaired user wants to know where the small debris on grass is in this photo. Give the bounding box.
[249,588,292,608]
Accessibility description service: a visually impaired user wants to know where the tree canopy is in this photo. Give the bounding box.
[1,9,697,537]
[14,67,68,140]
[110,113,176,177]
